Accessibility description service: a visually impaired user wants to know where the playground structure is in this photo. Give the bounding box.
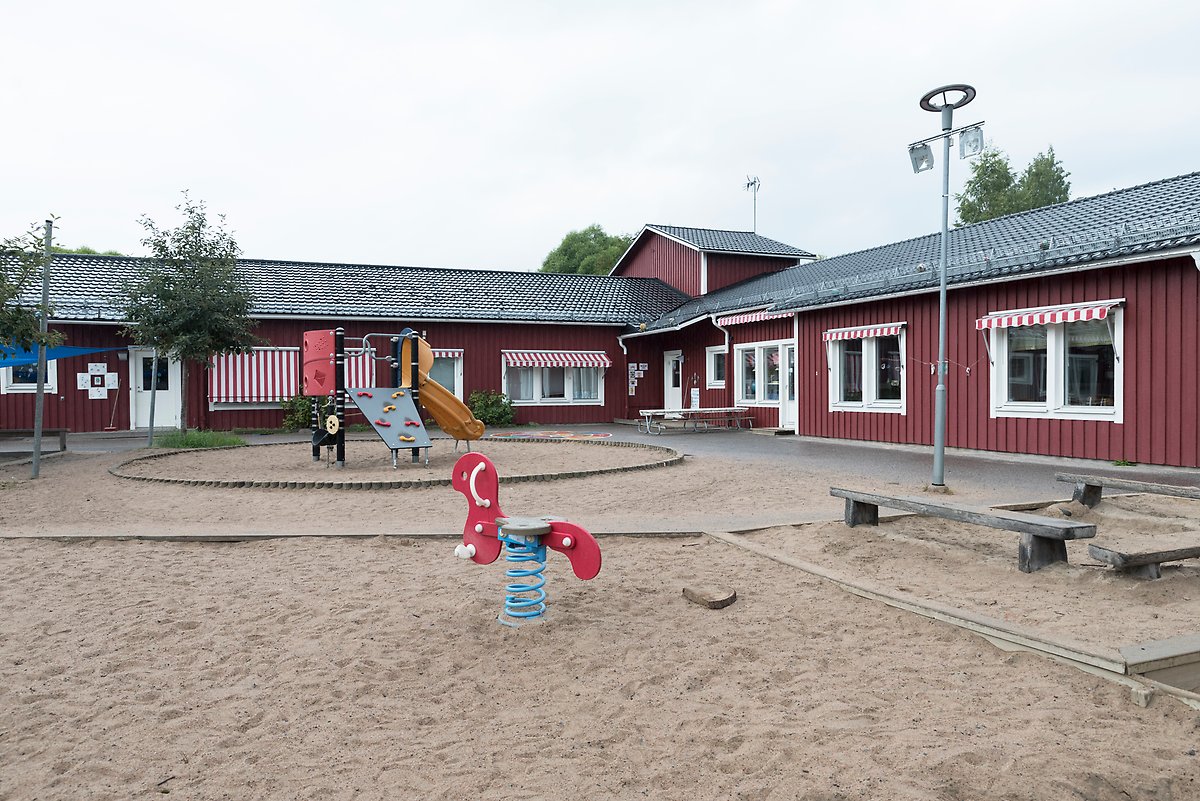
[302,327,485,468]
[451,452,602,626]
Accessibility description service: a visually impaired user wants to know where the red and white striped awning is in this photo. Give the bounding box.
[503,351,612,368]
[715,310,792,326]
[209,347,377,403]
[432,348,463,359]
[975,300,1121,330]
[822,323,905,342]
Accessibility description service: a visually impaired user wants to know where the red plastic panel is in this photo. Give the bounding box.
[302,329,336,397]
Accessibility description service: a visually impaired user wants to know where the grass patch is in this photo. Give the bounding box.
[154,430,246,449]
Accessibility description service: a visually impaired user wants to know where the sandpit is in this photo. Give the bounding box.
[3,441,1200,799]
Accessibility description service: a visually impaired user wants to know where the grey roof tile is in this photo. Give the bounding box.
[638,171,1200,331]
[646,225,815,258]
[16,257,690,326]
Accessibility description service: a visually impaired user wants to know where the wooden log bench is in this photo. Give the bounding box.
[1087,544,1200,580]
[0,428,69,452]
[1055,471,1200,508]
[829,487,1097,573]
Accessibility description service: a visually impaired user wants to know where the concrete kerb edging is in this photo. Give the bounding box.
[106,438,684,490]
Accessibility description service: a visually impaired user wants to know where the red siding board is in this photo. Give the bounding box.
[615,235,702,296]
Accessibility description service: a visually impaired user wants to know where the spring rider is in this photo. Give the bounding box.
[451,452,601,626]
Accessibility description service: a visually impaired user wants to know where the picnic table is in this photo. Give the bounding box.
[637,407,752,434]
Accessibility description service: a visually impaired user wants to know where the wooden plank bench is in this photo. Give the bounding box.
[1055,471,1200,508]
[1087,543,1200,580]
[0,428,69,452]
[830,487,1097,573]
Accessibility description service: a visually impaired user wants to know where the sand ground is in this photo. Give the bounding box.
[2,438,1200,800]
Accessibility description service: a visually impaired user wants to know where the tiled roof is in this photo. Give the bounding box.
[645,225,816,258]
[15,257,691,326]
[638,171,1200,331]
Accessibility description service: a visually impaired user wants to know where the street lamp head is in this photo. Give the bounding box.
[959,125,985,159]
[908,143,935,174]
[919,84,976,112]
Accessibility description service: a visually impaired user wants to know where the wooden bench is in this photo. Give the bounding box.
[1087,543,1200,580]
[0,428,69,452]
[830,487,1097,573]
[1055,471,1200,508]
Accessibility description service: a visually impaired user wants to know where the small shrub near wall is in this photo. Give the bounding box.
[468,390,514,426]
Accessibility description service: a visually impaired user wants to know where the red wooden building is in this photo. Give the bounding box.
[5,172,1200,468]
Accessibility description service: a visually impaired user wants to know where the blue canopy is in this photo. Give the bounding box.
[0,345,124,367]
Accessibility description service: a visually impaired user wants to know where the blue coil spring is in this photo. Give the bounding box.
[500,538,547,623]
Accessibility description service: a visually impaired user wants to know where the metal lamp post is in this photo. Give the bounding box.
[907,84,984,489]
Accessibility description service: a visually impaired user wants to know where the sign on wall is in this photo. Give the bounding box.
[77,362,120,400]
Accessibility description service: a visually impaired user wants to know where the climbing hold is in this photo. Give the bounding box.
[405,420,420,427]
[399,435,415,442]
[357,391,373,398]
[383,404,396,413]
[375,419,391,427]
[391,391,406,398]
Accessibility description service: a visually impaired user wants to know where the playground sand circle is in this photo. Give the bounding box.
[109,438,681,488]
[3,448,1200,798]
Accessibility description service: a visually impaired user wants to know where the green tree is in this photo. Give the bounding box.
[51,245,125,256]
[1016,146,1071,211]
[956,145,1071,225]
[1,221,65,357]
[540,224,633,275]
[119,194,258,439]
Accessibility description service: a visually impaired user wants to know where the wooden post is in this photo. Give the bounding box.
[844,498,878,527]
[1018,532,1068,573]
[1072,481,1103,508]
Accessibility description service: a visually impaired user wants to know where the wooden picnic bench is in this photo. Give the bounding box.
[637,407,752,434]
[1055,471,1200,508]
[0,428,69,452]
[830,487,1097,573]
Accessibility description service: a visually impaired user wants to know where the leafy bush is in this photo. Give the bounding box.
[155,430,245,449]
[280,394,313,431]
[468,390,514,426]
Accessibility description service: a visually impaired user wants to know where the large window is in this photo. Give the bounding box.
[1,360,58,394]
[705,345,727,389]
[984,301,1122,422]
[825,324,906,413]
[734,340,789,404]
[501,351,609,406]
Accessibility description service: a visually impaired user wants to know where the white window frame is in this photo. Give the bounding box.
[705,345,727,389]
[430,352,465,401]
[733,339,789,406]
[1,360,59,394]
[988,308,1123,423]
[826,328,907,415]
[501,356,606,407]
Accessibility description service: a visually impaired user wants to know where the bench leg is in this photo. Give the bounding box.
[1019,533,1068,573]
[844,499,878,528]
[1072,481,1103,508]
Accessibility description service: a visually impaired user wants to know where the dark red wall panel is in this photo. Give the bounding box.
[706,254,793,294]
[615,235,702,296]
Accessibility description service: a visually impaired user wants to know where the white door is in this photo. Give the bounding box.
[663,350,683,409]
[130,348,182,429]
[779,344,797,429]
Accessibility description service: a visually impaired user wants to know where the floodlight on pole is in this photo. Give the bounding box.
[907,83,983,489]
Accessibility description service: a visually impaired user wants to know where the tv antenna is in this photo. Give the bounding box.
[744,175,761,232]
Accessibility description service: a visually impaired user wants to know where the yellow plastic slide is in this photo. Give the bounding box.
[399,337,485,441]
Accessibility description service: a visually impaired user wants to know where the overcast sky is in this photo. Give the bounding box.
[4,1,1197,271]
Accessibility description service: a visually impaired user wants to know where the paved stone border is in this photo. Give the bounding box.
[107,438,684,490]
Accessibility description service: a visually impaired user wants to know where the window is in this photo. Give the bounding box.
[983,301,1122,422]
[501,351,609,405]
[1,360,58,394]
[825,324,906,413]
[705,345,727,389]
[734,339,790,404]
[429,353,464,400]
